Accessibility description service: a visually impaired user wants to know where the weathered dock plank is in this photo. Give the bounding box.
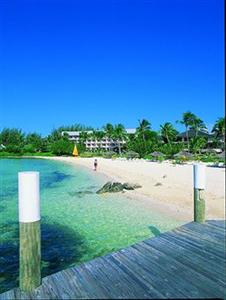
[0,220,225,299]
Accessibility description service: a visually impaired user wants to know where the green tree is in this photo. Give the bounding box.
[177,111,196,150]
[212,117,225,138]
[103,123,114,138]
[136,119,151,141]
[51,138,74,156]
[76,142,86,154]
[79,131,89,144]
[95,130,105,151]
[190,117,206,137]
[160,122,178,145]
[112,124,127,155]
[136,119,151,152]
[0,128,25,146]
[25,133,43,151]
[0,128,25,153]
[127,136,146,157]
[190,137,207,154]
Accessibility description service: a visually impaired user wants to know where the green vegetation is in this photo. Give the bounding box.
[0,114,225,163]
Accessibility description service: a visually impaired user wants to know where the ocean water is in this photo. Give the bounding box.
[0,158,183,293]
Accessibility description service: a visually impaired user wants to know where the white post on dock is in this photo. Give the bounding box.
[193,164,206,223]
[18,171,41,292]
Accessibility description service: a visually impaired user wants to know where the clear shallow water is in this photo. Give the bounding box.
[0,158,183,292]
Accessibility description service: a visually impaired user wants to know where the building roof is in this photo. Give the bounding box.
[177,129,211,138]
[62,129,136,136]
[61,131,93,137]
[125,128,136,134]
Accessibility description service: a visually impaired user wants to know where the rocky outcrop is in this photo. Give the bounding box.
[96,182,142,194]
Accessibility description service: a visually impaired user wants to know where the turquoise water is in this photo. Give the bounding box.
[0,158,183,292]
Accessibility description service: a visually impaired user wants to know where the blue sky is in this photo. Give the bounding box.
[0,0,224,136]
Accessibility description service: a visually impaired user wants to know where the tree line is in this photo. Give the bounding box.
[0,112,225,159]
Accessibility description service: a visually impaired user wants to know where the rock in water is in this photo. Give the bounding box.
[123,183,142,190]
[96,181,142,194]
[111,182,124,192]
[96,182,113,194]
[97,182,124,193]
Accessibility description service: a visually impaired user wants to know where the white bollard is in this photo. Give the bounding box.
[18,172,41,291]
[193,164,206,223]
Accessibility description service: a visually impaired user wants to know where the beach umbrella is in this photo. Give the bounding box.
[72,145,79,157]
[173,151,193,158]
[126,151,139,159]
[150,151,164,157]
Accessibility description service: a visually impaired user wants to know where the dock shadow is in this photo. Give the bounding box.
[0,221,87,293]
[148,225,161,237]
[41,222,87,276]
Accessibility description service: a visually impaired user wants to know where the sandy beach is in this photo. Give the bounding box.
[45,157,225,222]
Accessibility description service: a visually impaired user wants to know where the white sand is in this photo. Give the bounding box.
[44,157,225,222]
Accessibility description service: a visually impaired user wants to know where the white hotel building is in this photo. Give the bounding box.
[62,129,136,151]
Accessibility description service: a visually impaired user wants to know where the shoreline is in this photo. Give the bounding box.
[38,156,225,222]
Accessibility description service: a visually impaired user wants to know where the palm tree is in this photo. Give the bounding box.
[87,130,98,152]
[136,119,151,151]
[177,111,196,150]
[160,122,178,145]
[190,117,206,137]
[212,117,225,149]
[103,123,114,138]
[89,130,104,151]
[137,119,151,140]
[95,130,105,151]
[212,117,225,138]
[112,124,127,155]
[79,131,89,144]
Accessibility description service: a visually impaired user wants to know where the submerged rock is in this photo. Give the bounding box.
[96,182,123,194]
[96,181,142,194]
[123,183,142,190]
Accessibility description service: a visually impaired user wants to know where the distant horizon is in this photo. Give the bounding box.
[1,0,224,136]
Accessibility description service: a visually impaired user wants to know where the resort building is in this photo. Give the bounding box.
[176,129,224,152]
[176,128,211,142]
[61,129,136,151]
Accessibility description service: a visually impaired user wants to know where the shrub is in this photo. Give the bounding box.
[79,151,94,158]
[199,153,218,163]
[5,144,23,154]
[23,144,36,153]
[190,137,207,154]
[51,139,74,156]
[76,143,86,154]
[102,151,116,159]
[156,155,164,162]
[158,143,184,158]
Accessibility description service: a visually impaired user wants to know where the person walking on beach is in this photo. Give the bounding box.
[94,159,98,171]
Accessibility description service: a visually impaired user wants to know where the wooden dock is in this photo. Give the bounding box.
[1,220,225,299]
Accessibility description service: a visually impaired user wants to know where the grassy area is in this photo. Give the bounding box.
[0,151,54,158]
